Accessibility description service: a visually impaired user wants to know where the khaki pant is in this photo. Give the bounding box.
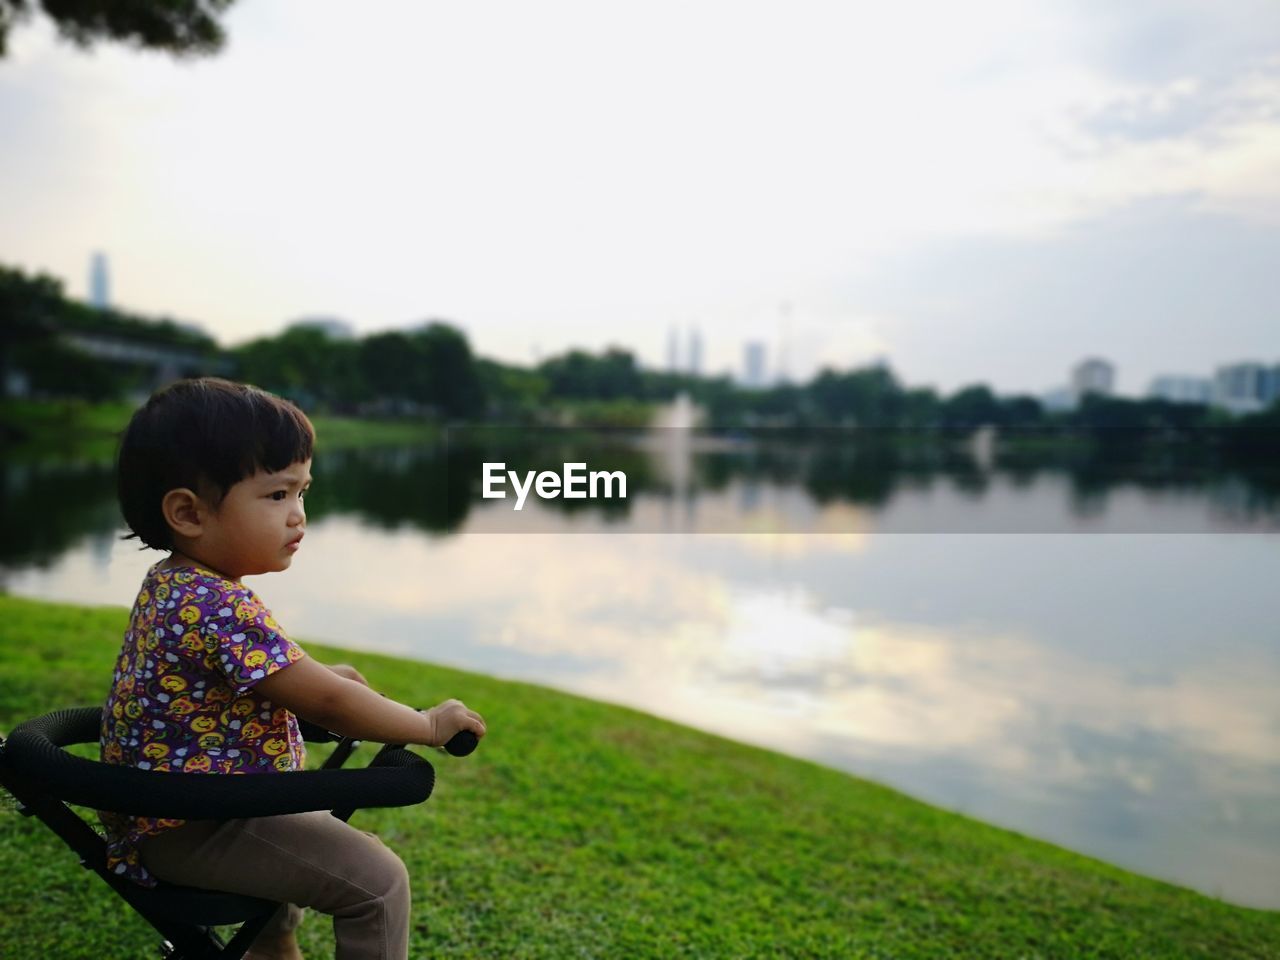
[138,812,411,960]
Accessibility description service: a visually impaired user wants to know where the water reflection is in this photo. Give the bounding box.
[0,459,119,569]
[2,442,1279,909]
[3,435,1279,565]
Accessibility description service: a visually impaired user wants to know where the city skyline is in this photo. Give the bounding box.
[2,2,1278,397]
[49,250,1280,404]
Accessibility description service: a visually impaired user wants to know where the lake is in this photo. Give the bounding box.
[3,431,1278,909]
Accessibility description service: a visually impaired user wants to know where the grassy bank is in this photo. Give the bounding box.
[0,398,440,461]
[0,398,136,460]
[1,595,1276,959]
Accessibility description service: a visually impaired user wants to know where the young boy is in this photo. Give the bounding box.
[103,377,485,960]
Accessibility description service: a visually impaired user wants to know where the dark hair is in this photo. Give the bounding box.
[117,377,315,551]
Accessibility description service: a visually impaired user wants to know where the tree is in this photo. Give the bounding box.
[998,394,1045,429]
[940,384,1001,431]
[688,374,748,427]
[1,0,235,59]
[13,336,121,400]
[476,358,548,420]
[1223,398,1280,467]
[900,386,941,428]
[1072,394,1153,433]
[0,265,63,379]
[358,331,421,407]
[355,323,486,419]
[233,326,365,413]
[409,322,485,419]
[538,347,643,401]
[807,365,903,427]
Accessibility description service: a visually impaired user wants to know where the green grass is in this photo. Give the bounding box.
[308,414,440,449]
[0,399,440,461]
[1,595,1276,959]
[0,398,136,460]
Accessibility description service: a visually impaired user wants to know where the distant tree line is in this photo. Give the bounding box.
[3,263,1278,449]
[0,265,221,401]
[231,323,488,419]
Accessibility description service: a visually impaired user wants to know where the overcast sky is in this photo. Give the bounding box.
[2,0,1278,396]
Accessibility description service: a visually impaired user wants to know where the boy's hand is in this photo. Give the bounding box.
[420,699,486,748]
[326,663,369,687]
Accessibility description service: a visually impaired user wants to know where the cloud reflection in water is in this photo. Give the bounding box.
[258,522,1280,908]
[8,518,1279,908]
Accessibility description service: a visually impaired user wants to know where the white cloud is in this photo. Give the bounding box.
[1,1,1278,384]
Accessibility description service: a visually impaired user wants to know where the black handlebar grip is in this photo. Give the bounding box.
[444,730,478,757]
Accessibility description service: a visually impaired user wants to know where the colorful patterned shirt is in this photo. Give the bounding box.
[98,562,307,887]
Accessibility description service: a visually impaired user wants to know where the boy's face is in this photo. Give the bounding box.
[192,459,312,580]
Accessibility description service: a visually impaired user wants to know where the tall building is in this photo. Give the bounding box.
[687,326,703,377]
[1071,357,1115,397]
[1262,363,1280,407]
[1213,362,1268,414]
[1040,386,1077,413]
[666,327,679,373]
[1148,375,1212,405]
[743,341,767,388]
[89,252,110,310]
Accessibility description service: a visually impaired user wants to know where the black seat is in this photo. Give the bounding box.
[0,706,441,959]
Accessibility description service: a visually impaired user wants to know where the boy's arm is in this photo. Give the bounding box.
[323,663,368,686]
[255,654,485,747]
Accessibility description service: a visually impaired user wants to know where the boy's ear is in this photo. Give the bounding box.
[161,488,207,539]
